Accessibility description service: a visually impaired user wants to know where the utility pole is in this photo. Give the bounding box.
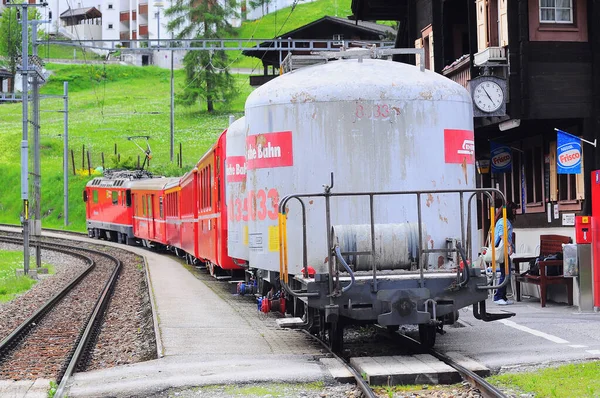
[170,42,174,162]
[31,20,46,269]
[63,82,69,227]
[30,17,52,270]
[6,1,50,275]
[20,3,30,276]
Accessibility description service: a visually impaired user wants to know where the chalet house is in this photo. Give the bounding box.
[242,16,396,86]
[0,67,13,94]
[351,0,600,256]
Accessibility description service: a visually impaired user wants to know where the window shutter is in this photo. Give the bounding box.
[414,38,423,67]
[549,141,557,202]
[476,0,488,52]
[429,32,435,71]
[499,0,509,46]
[576,150,585,200]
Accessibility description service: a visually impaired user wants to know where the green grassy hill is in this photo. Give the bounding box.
[229,0,353,69]
[0,64,251,231]
[0,0,359,232]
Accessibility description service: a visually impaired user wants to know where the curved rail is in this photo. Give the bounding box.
[55,253,122,398]
[301,330,377,398]
[0,234,122,398]
[0,237,96,360]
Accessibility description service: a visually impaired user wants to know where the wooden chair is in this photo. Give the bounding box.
[515,234,573,307]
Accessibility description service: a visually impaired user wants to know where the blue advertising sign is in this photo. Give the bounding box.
[556,129,582,174]
[490,141,512,173]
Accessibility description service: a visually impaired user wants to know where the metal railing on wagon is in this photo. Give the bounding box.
[277,174,511,300]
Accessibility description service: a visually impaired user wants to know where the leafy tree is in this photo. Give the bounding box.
[165,0,238,113]
[0,7,41,92]
[0,8,21,92]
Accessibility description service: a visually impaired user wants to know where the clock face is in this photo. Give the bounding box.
[473,81,504,113]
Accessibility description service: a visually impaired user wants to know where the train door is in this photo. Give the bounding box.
[148,194,155,239]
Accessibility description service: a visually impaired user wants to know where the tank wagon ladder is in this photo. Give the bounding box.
[278,174,515,350]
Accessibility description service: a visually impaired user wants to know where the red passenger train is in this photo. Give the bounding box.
[84,130,241,274]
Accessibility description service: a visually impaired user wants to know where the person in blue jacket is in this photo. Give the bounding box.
[494,202,518,305]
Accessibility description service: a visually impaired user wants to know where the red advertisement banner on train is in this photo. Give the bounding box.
[246,131,293,169]
[226,156,247,182]
[444,129,475,164]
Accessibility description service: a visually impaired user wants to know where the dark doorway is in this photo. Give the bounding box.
[142,55,149,66]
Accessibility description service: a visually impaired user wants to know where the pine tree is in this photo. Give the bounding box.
[166,0,239,113]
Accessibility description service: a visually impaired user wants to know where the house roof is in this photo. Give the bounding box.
[278,16,396,38]
[0,67,12,78]
[242,16,396,67]
[60,7,102,20]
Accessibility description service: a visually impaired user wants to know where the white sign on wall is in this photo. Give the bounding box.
[562,213,575,226]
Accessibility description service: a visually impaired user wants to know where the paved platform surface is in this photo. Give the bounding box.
[0,379,50,398]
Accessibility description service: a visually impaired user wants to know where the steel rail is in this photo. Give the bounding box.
[0,223,88,238]
[393,331,507,398]
[301,330,377,398]
[54,254,122,398]
[0,233,123,398]
[0,237,96,360]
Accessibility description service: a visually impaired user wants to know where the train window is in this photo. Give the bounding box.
[204,167,208,209]
[142,196,146,216]
[126,190,132,207]
[148,196,153,217]
[93,190,98,204]
[112,191,118,205]
[200,169,204,209]
[159,196,164,218]
[208,165,212,208]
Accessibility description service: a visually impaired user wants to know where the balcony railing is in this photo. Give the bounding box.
[120,11,137,22]
[139,3,148,14]
[120,31,138,41]
[442,55,470,89]
[139,24,148,36]
[474,46,506,67]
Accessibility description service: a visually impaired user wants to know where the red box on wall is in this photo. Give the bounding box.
[576,216,592,244]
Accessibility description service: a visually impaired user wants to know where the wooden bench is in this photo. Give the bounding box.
[514,234,573,307]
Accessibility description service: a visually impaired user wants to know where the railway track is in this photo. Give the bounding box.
[0,234,122,398]
[305,323,506,398]
[392,330,506,398]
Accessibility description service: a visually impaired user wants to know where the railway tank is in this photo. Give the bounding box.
[225,116,249,263]
[245,54,476,278]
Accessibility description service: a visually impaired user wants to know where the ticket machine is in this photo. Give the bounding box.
[574,216,594,311]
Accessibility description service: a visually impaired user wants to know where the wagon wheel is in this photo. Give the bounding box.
[418,323,436,348]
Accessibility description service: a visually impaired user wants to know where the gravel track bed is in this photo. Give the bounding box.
[0,234,156,381]
[0,246,116,380]
[0,240,89,343]
[84,248,157,371]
